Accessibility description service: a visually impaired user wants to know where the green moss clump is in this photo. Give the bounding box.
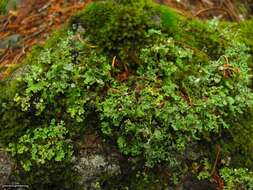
[176,18,230,59]
[156,4,179,30]
[70,0,179,65]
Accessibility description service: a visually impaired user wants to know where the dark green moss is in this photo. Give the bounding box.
[95,165,170,190]
[220,111,253,169]
[11,162,81,190]
[176,18,230,59]
[70,0,179,65]
[238,19,253,54]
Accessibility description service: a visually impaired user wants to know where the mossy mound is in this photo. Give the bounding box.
[70,0,179,68]
[1,0,253,189]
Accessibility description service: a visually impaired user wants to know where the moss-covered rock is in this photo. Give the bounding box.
[1,0,253,189]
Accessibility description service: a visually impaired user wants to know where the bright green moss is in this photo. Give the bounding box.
[155,5,179,31]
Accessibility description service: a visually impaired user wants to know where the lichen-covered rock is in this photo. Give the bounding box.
[74,132,122,190]
[76,151,121,190]
[0,147,13,187]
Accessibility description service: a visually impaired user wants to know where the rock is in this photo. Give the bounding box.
[183,175,217,190]
[76,151,121,189]
[0,147,14,188]
[74,132,122,190]
[0,34,21,49]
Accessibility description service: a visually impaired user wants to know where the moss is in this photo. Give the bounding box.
[155,4,179,32]
[70,0,179,65]
[96,166,169,190]
[1,0,253,189]
[175,18,230,59]
[220,111,253,170]
[43,24,70,48]
[0,0,8,14]
[219,19,253,56]
[238,19,253,54]
[0,79,30,145]
[0,25,71,145]
[12,162,82,190]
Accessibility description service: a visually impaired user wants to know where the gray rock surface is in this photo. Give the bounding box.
[0,34,21,49]
[0,148,13,188]
[74,132,122,190]
[76,151,121,190]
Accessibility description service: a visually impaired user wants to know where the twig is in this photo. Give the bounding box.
[222,0,241,21]
[211,145,221,176]
[194,7,233,19]
[76,34,97,48]
[38,1,51,13]
[112,56,117,68]
[174,40,210,60]
[200,0,214,7]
